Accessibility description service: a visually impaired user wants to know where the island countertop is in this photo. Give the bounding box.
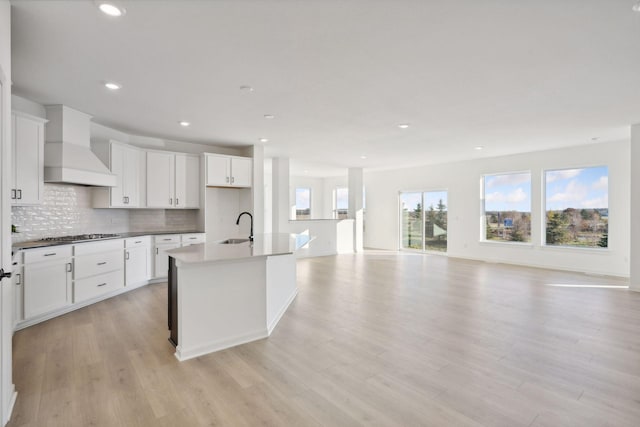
[166,233,311,264]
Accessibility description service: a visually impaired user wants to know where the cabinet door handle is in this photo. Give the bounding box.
[156,248,159,255]
[125,251,130,260]
[169,198,173,205]
[123,196,126,204]
[15,273,21,285]
[126,196,130,204]
[163,238,171,241]
[67,263,73,272]
[176,198,179,206]
[11,189,16,200]
[97,262,107,266]
[44,253,57,257]
[134,240,142,244]
[17,189,22,199]
[97,283,107,287]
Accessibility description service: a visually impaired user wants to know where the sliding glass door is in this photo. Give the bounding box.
[400,190,448,252]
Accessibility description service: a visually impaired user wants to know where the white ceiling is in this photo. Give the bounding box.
[10,0,640,176]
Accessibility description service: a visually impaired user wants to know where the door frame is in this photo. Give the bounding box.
[0,61,17,426]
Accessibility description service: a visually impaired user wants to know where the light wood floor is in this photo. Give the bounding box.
[8,252,640,426]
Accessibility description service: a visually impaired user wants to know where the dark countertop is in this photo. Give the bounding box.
[12,230,205,251]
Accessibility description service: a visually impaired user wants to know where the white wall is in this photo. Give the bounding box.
[630,125,640,291]
[364,141,630,277]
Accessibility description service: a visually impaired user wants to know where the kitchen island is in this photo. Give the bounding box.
[166,233,311,361]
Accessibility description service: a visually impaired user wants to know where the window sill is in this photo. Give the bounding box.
[540,245,611,254]
[479,240,534,249]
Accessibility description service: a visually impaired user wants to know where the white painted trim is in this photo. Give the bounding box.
[267,289,297,335]
[4,389,15,426]
[175,328,268,361]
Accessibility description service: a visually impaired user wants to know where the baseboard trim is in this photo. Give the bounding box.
[175,328,268,362]
[267,289,298,335]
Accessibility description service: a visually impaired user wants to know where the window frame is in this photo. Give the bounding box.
[481,170,533,245]
[542,165,609,250]
[294,187,312,220]
[398,189,448,254]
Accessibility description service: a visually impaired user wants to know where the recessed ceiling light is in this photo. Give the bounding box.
[360,155,367,159]
[240,85,254,92]
[304,170,309,174]
[259,138,269,143]
[98,2,125,17]
[475,146,484,150]
[179,121,190,127]
[104,82,121,90]
[264,114,275,119]
[633,2,640,12]
[397,123,410,129]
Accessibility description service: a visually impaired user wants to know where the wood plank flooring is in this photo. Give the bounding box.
[8,252,640,426]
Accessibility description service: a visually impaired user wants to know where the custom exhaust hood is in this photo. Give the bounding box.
[44,105,116,187]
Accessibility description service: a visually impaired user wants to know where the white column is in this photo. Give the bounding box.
[251,145,264,235]
[271,157,290,234]
[630,124,640,292]
[348,167,364,252]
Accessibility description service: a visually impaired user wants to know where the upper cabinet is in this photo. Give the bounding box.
[11,112,47,206]
[92,141,144,208]
[147,151,200,209]
[175,154,200,208]
[205,154,252,188]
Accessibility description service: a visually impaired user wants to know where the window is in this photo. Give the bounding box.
[545,166,608,248]
[400,192,423,250]
[483,172,531,243]
[295,187,311,220]
[400,190,448,252]
[424,191,448,252]
[334,187,348,219]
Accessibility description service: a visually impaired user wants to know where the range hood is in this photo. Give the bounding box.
[44,105,116,187]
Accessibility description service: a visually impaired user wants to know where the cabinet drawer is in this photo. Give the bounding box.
[23,245,73,264]
[75,250,124,279]
[74,239,123,256]
[181,233,205,245]
[154,234,181,244]
[74,270,124,303]
[125,236,150,248]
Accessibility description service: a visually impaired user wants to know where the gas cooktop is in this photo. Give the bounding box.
[40,233,121,243]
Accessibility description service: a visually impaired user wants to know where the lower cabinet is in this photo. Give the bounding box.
[155,243,180,278]
[74,270,124,303]
[73,240,125,303]
[125,237,151,285]
[23,247,73,319]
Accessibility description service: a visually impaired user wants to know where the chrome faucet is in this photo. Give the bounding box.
[236,211,254,241]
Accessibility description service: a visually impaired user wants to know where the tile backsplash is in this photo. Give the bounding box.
[11,184,199,243]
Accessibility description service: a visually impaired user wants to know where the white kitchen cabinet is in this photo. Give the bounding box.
[125,237,151,286]
[154,242,180,278]
[12,255,23,327]
[23,246,73,319]
[11,112,47,205]
[181,233,205,246]
[175,154,200,208]
[92,141,143,208]
[146,150,175,208]
[205,154,252,188]
[147,151,199,209]
[73,240,125,303]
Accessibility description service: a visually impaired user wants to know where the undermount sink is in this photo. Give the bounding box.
[218,238,250,244]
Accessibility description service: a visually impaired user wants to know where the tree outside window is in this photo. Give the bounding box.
[483,172,532,243]
[545,167,608,248]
